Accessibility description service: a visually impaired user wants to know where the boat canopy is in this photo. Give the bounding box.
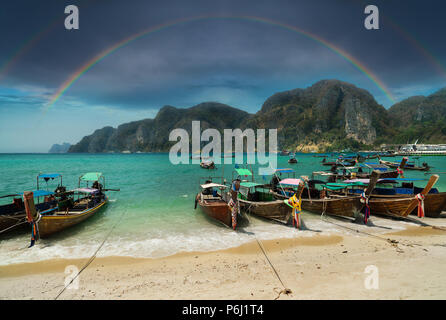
[343,178,424,184]
[275,168,295,173]
[72,188,99,194]
[240,182,263,188]
[81,172,102,181]
[325,182,367,190]
[19,190,54,197]
[235,168,252,176]
[200,183,227,189]
[279,178,302,186]
[38,173,62,179]
[380,178,424,182]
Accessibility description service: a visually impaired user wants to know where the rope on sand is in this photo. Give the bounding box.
[54,208,126,300]
[318,213,441,253]
[243,209,292,300]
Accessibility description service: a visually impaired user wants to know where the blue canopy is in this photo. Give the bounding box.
[19,190,54,197]
[38,173,61,179]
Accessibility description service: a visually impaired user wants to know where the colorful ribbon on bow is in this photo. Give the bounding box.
[415,193,425,218]
[360,192,370,224]
[29,220,40,248]
[288,193,302,229]
[397,168,404,177]
[228,198,238,230]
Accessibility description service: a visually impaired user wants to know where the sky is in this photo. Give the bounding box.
[0,0,445,152]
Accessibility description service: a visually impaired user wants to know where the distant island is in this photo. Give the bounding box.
[48,142,71,153]
[66,79,446,153]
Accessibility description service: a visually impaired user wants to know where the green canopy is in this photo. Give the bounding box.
[81,172,102,181]
[235,168,252,176]
[240,182,263,188]
[325,182,366,191]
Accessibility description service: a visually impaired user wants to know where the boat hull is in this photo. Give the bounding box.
[239,199,291,224]
[379,160,430,171]
[197,196,233,228]
[301,197,362,218]
[370,192,446,218]
[38,197,108,238]
[367,197,414,218]
[272,191,362,218]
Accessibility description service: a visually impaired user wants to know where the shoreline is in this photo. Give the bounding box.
[1,225,445,299]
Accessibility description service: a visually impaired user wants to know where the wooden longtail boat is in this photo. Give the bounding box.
[288,156,298,164]
[0,173,64,235]
[195,182,237,228]
[322,159,356,167]
[365,175,439,218]
[0,190,58,234]
[343,177,446,218]
[315,157,407,182]
[272,183,362,218]
[238,182,302,224]
[37,172,110,238]
[368,193,446,218]
[272,171,380,221]
[200,160,216,169]
[379,158,430,171]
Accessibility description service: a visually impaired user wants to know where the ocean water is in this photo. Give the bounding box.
[0,153,445,265]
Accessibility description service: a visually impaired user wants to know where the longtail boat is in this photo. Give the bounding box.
[352,175,440,218]
[195,182,238,229]
[35,172,112,238]
[313,158,407,182]
[288,153,298,164]
[272,171,381,222]
[321,158,356,167]
[0,190,57,234]
[237,181,302,224]
[379,157,430,171]
[200,160,216,169]
[343,177,446,218]
[0,173,64,235]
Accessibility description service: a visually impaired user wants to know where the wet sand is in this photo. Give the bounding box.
[1,225,445,300]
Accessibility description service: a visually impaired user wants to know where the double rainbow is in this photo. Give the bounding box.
[41,15,397,111]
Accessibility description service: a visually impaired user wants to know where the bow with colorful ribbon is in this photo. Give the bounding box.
[287,193,302,229]
[415,193,425,218]
[397,167,404,177]
[228,198,238,230]
[360,192,370,224]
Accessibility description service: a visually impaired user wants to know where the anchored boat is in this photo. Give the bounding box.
[195,181,240,229]
[272,171,381,223]
[36,172,113,238]
[0,173,64,235]
[238,181,302,225]
[343,177,445,218]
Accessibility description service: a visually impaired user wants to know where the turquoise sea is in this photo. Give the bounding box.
[0,153,445,265]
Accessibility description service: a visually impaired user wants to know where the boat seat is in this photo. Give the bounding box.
[202,194,221,201]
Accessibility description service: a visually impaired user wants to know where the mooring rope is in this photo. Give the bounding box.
[243,210,292,300]
[54,207,126,300]
[318,212,444,252]
[0,220,28,234]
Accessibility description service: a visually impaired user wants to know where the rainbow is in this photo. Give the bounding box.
[0,19,60,81]
[45,15,396,112]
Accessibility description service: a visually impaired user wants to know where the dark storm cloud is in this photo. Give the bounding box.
[1,0,445,112]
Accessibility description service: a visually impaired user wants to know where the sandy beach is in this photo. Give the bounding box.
[1,222,446,300]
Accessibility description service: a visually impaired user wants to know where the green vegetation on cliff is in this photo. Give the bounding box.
[68,80,446,153]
